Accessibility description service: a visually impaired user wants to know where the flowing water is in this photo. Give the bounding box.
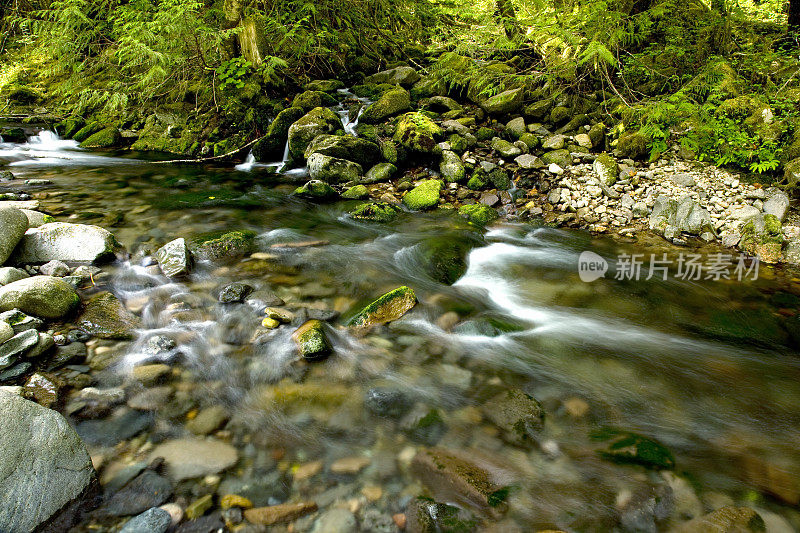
[3,132,800,530]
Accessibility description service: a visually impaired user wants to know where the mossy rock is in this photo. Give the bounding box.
[307,153,363,184]
[77,291,142,340]
[447,134,468,154]
[0,276,80,319]
[467,169,489,191]
[349,202,401,222]
[0,127,26,143]
[352,83,396,100]
[364,162,397,183]
[293,180,338,201]
[593,153,618,186]
[360,88,411,124]
[303,79,345,93]
[475,127,496,142]
[541,149,572,168]
[341,185,369,199]
[347,286,417,327]
[252,107,305,161]
[80,127,121,148]
[61,117,86,139]
[482,388,544,447]
[403,179,443,210]
[614,131,648,160]
[518,133,540,151]
[6,85,44,104]
[523,99,552,120]
[291,320,332,360]
[439,151,465,183]
[287,107,343,159]
[549,105,571,126]
[188,230,256,263]
[394,112,443,154]
[304,134,381,168]
[591,427,675,470]
[458,204,498,226]
[479,88,525,116]
[291,90,337,111]
[73,122,103,143]
[407,497,477,533]
[488,168,511,190]
[417,234,479,285]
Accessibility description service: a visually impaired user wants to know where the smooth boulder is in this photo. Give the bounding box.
[287,107,342,159]
[0,391,97,532]
[155,238,192,277]
[12,222,119,264]
[78,291,142,339]
[0,276,80,319]
[307,153,363,184]
[0,207,29,266]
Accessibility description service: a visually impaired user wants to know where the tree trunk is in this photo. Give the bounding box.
[790,0,800,34]
[495,0,520,41]
[222,0,244,59]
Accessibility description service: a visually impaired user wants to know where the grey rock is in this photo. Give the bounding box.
[12,222,120,264]
[100,469,172,517]
[542,134,566,150]
[76,408,154,447]
[727,204,761,222]
[149,438,238,481]
[670,173,696,187]
[784,239,800,264]
[307,153,363,184]
[505,117,526,139]
[0,207,28,266]
[24,332,55,359]
[763,190,790,221]
[439,150,465,182]
[311,508,357,533]
[156,238,192,278]
[650,196,714,237]
[0,267,28,286]
[77,291,141,339]
[19,209,53,228]
[491,138,521,158]
[0,321,11,345]
[0,330,39,370]
[39,260,71,277]
[0,309,43,333]
[480,88,524,115]
[120,507,172,533]
[364,66,420,87]
[593,154,618,186]
[0,391,96,532]
[217,282,253,304]
[515,154,544,169]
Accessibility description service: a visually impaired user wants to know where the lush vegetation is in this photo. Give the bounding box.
[1,0,800,175]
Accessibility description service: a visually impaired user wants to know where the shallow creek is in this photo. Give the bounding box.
[3,133,800,531]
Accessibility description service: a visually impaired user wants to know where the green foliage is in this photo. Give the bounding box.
[217,57,252,91]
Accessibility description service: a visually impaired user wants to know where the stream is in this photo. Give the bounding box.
[2,129,800,531]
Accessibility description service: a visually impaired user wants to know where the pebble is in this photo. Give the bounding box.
[330,456,371,475]
[243,502,318,526]
[120,507,172,533]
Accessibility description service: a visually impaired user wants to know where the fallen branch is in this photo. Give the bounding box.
[151,136,263,164]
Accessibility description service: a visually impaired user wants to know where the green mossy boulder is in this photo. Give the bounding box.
[439,151,465,183]
[252,107,305,161]
[592,428,676,470]
[304,134,381,168]
[349,202,401,222]
[287,107,342,159]
[292,320,332,360]
[593,153,618,186]
[394,112,443,153]
[291,90,337,111]
[541,149,572,168]
[0,276,80,319]
[482,388,545,447]
[458,204,498,226]
[341,185,369,199]
[360,88,411,124]
[72,122,103,143]
[303,79,345,93]
[307,153,363,184]
[347,286,417,327]
[364,66,421,87]
[80,127,121,148]
[480,88,525,116]
[614,131,649,160]
[363,162,398,183]
[293,180,338,201]
[189,230,256,262]
[61,118,86,139]
[403,180,443,210]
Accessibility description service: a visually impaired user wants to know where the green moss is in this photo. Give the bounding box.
[80,127,121,148]
[73,122,103,142]
[615,131,649,160]
[293,180,338,200]
[293,320,332,360]
[458,204,498,225]
[592,427,676,470]
[403,179,443,210]
[360,88,411,124]
[475,127,496,141]
[349,201,400,222]
[352,83,396,99]
[189,230,256,262]
[467,169,489,190]
[252,106,305,161]
[394,112,443,153]
[292,90,337,110]
[347,286,417,327]
[342,185,369,199]
[287,106,342,159]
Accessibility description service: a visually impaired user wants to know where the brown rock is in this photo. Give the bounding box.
[673,506,765,532]
[244,502,318,525]
[330,456,371,474]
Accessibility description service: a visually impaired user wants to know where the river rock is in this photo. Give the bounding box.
[364,65,420,86]
[347,286,417,327]
[440,150,465,182]
[39,260,70,277]
[78,291,141,339]
[0,391,97,532]
[156,238,192,277]
[292,320,332,360]
[244,502,319,526]
[311,508,357,533]
[12,222,119,264]
[0,321,12,344]
[149,438,239,481]
[291,90,337,111]
[0,267,28,286]
[0,276,80,319]
[0,329,39,370]
[100,469,173,517]
[673,506,765,532]
[252,106,306,161]
[120,507,172,533]
[294,180,338,200]
[482,387,545,447]
[307,153,363,183]
[0,309,43,333]
[217,282,253,303]
[763,190,790,221]
[491,138,521,158]
[480,87,524,115]
[403,179,443,210]
[360,87,411,124]
[19,209,54,228]
[186,405,229,435]
[304,134,382,168]
[189,230,256,263]
[394,112,442,153]
[0,207,28,266]
[287,107,342,159]
[515,154,544,170]
[364,162,397,183]
[649,196,714,237]
[411,447,518,517]
[594,154,618,186]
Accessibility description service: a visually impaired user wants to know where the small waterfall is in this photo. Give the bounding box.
[235,151,256,171]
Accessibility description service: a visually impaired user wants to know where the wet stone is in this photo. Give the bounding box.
[217,282,253,304]
[120,507,172,533]
[0,329,39,370]
[175,513,225,533]
[0,321,11,344]
[365,387,413,418]
[0,309,43,334]
[100,469,173,517]
[482,387,545,447]
[0,362,31,382]
[76,408,154,447]
[78,291,142,340]
[23,372,62,408]
[149,438,239,481]
[39,260,71,277]
[46,342,87,370]
[186,405,229,435]
[292,320,332,361]
[244,502,319,526]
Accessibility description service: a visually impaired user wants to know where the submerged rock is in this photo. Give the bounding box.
[673,506,765,533]
[0,276,80,319]
[0,391,97,532]
[244,502,319,526]
[347,286,417,327]
[406,497,478,533]
[482,388,545,447]
[188,230,256,263]
[293,180,338,201]
[78,291,141,339]
[403,180,443,210]
[149,438,239,482]
[155,238,192,277]
[120,507,172,533]
[411,447,518,517]
[100,469,173,517]
[0,207,28,266]
[12,222,120,264]
[349,202,401,222]
[292,319,332,360]
[593,427,676,470]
